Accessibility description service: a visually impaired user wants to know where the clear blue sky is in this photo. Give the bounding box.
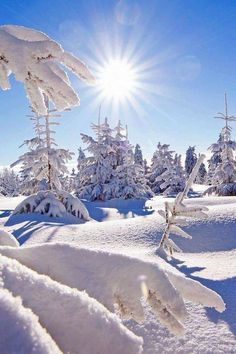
[1,0,236,168]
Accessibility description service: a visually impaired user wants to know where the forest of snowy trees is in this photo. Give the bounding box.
[3,95,236,201]
[2,100,236,200]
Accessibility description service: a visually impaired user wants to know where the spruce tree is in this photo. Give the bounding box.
[185,146,197,176]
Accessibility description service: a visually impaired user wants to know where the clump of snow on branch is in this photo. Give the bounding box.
[12,190,90,220]
[157,155,208,257]
[0,25,95,115]
[0,242,225,338]
[0,254,143,354]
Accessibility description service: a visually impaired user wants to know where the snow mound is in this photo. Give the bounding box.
[0,229,19,247]
[0,288,61,354]
[0,254,143,354]
[13,190,90,220]
[0,243,225,336]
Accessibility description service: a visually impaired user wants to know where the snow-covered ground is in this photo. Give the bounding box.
[0,189,236,353]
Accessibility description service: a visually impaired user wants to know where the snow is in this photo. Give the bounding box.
[0,254,143,354]
[0,229,19,247]
[0,25,95,115]
[0,288,61,354]
[12,190,89,220]
[0,192,236,353]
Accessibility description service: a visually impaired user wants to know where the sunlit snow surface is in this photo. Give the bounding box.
[0,185,236,354]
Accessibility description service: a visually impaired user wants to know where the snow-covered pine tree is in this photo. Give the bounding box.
[0,168,20,197]
[195,159,207,184]
[155,154,185,196]
[12,99,73,192]
[143,158,149,175]
[113,123,152,199]
[78,118,117,201]
[157,154,208,258]
[78,118,152,200]
[11,102,89,219]
[207,132,223,185]
[148,143,175,194]
[77,147,86,173]
[134,144,143,165]
[185,146,197,176]
[205,93,236,196]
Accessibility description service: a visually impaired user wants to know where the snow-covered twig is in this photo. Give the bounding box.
[157,154,207,256]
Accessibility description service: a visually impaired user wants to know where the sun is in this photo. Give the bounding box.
[98,59,137,101]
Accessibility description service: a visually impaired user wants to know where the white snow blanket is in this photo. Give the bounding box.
[0,194,235,353]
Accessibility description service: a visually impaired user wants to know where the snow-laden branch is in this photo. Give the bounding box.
[0,25,95,115]
[157,154,208,256]
[0,242,225,337]
[0,254,142,354]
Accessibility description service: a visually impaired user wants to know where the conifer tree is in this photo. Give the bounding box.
[185,146,197,176]
[134,144,143,165]
[205,93,236,195]
[148,143,175,194]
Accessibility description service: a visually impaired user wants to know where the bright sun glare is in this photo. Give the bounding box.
[99,60,137,100]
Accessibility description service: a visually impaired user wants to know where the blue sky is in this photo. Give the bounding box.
[1,0,236,168]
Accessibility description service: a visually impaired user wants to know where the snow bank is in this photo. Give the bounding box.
[0,288,61,354]
[0,229,19,247]
[0,243,225,335]
[13,190,90,220]
[0,255,143,354]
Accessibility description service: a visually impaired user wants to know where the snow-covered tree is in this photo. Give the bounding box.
[134,144,143,165]
[207,133,223,184]
[143,158,149,175]
[156,154,185,196]
[12,99,73,192]
[185,146,197,176]
[78,118,117,201]
[77,119,152,200]
[148,143,176,194]
[0,168,20,196]
[205,94,236,195]
[77,147,85,172]
[195,160,207,184]
[157,155,208,257]
[0,25,94,115]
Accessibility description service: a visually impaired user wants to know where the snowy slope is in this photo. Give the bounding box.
[0,194,236,353]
